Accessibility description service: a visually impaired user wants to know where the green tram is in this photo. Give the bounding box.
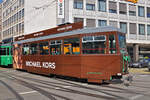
[0,44,13,67]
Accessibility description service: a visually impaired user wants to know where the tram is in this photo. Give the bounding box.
[13,22,129,83]
[0,44,13,66]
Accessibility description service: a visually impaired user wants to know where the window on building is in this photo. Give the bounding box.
[139,24,145,35]
[30,43,38,55]
[82,35,106,54]
[64,38,80,55]
[86,19,96,28]
[147,25,150,35]
[19,10,21,19]
[138,6,145,17]
[109,1,117,14]
[98,0,106,12]
[50,40,62,55]
[74,0,83,9]
[147,7,150,18]
[22,44,30,55]
[129,23,136,34]
[119,3,127,15]
[109,35,116,54]
[74,17,83,23]
[109,21,118,28]
[120,22,127,33]
[98,20,107,27]
[39,42,49,55]
[22,8,24,18]
[86,3,95,11]
[129,4,136,16]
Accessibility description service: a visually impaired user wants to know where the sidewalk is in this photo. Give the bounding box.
[129,68,150,74]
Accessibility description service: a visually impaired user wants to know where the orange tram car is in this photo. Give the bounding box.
[13,22,129,83]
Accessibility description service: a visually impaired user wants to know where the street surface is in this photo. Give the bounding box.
[0,67,150,100]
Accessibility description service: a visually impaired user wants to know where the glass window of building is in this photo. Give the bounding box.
[64,38,80,55]
[119,3,127,15]
[129,23,136,34]
[147,25,150,35]
[129,4,136,16]
[98,20,107,27]
[139,24,145,35]
[86,19,96,28]
[39,42,49,55]
[109,1,117,14]
[109,21,118,28]
[98,0,106,12]
[138,6,145,17]
[74,0,83,9]
[120,22,127,33]
[147,7,150,18]
[86,3,95,11]
[74,17,83,23]
[82,35,106,54]
[50,40,62,55]
[30,43,38,55]
[109,35,116,54]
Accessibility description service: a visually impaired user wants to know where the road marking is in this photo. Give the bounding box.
[19,91,37,95]
[63,86,71,88]
[130,95,143,100]
[55,87,61,90]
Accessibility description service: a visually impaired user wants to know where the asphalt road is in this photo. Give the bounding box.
[0,67,150,100]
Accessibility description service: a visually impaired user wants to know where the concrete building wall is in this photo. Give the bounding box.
[0,4,2,42]
[24,0,57,34]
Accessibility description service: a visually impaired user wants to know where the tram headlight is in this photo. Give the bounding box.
[117,73,122,76]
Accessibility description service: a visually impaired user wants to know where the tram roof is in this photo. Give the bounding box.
[14,26,125,44]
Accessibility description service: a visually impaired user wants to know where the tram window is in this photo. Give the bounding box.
[22,45,30,55]
[50,40,62,55]
[109,35,116,54]
[30,43,38,55]
[0,48,6,55]
[64,38,80,55]
[39,42,49,55]
[7,48,9,55]
[82,35,106,54]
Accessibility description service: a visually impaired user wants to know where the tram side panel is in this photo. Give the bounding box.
[20,55,82,78]
[81,55,122,83]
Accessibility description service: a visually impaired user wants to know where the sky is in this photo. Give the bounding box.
[0,0,2,3]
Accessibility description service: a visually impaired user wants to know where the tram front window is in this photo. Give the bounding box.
[109,35,116,54]
[118,34,126,54]
[82,35,106,54]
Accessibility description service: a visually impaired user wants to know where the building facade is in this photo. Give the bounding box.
[0,3,2,42]
[1,0,150,61]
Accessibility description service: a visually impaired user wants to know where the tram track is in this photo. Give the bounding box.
[0,80,24,100]
[8,72,129,100]
[0,70,119,100]
[0,72,70,100]
[1,69,149,100]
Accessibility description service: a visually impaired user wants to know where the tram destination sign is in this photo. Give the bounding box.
[15,22,83,41]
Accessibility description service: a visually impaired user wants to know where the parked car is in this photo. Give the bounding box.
[129,59,150,68]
